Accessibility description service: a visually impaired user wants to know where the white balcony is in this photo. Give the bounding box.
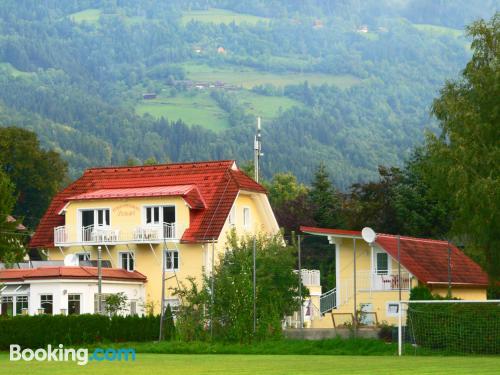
[54,223,183,246]
[357,270,412,291]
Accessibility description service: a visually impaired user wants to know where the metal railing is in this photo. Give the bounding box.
[54,222,182,245]
[357,270,412,291]
[295,269,321,286]
[319,288,337,314]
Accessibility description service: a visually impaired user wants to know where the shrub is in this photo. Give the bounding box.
[0,314,160,349]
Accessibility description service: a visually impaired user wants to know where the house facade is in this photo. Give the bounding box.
[29,160,279,314]
[300,226,489,328]
[0,266,146,316]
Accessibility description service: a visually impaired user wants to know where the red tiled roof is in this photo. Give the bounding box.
[300,226,362,237]
[0,266,147,282]
[30,160,266,247]
[67,185,207,210]
[68,185,196,201]
[300,226,489,287]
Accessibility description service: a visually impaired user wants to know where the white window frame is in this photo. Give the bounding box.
[228,204,236,226]
[386,302,400,317]
[67,294,82,315]
[243,207,251,229]
[76,252,90,263]
[142,205,176,225]
[373,249,391,275]
[15,295,29,316]
[164,250,179,272]
[118,251,135,272]
[164,297,180,315]
[40,294,53,315]
[78,208,111,227]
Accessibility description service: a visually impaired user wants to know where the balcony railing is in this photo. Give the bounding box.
[54,223,183,246]
[295,269,321,286]
[357,270,412,291]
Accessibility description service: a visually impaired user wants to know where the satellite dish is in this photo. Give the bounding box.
[64,254,79,266]
[361,227,377,244]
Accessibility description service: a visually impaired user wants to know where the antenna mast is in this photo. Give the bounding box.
[254,117,263,182]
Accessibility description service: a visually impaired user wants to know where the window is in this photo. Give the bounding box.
[94,293,111,314]
[387,302,400,317]
[228,205,236,225]
[164,298,180,315]
[40,294,53,315]
[119,252,135,271]
[130,301,137,315]
[1,296,13,316]
[15,296,28,315]
[68,294,81,315]
[145,206,175,225]
[76,253,90,263]
[243,207,250,228]
[81,209,110,228]
[164,250,179,271]
[375,252,389,275]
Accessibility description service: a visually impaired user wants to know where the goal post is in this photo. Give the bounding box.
[398,300,500,356]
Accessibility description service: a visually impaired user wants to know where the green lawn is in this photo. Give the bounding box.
[135,92,230,131]
[135,89,302,130]
[181,8,270,25]
[413,23,463,38]
[69,8,102,24]
[0,63,32,78]
[2,353,500,375]
[238,91,302,121]
[183,63,362,89]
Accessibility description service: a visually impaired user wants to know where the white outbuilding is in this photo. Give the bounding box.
[0,266,146,316]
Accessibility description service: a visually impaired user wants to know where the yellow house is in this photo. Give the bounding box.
[30,160,279,314]
[300,226,489,328]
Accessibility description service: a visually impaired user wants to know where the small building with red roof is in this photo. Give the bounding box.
[299,226,489,327]
[29,160,279,314]
[0,266,146,316]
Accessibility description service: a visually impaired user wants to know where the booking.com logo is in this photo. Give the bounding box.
[10,344,136,366]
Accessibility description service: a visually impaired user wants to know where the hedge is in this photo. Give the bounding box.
[0,314,161,349]
[407,302,500,354]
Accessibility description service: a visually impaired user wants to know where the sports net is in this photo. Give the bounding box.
[400,300,500,355]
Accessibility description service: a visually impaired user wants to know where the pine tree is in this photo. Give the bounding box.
[309,163,343,228]
[163,304,176,341]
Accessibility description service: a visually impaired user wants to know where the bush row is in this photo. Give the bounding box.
[0,314,160,349]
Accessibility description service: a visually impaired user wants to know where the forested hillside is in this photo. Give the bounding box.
[0,0,497,187]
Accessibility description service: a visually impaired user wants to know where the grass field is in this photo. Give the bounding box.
[183,63,362,89]
[136,92,230,131]
[0,63,32,78]
[413,23,463,38]
[135,90,301,130]
[181,8,270,25]
[2,353,500,375]
[69,8,102,24]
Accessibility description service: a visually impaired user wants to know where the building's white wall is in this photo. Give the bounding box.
[1,279,145,316]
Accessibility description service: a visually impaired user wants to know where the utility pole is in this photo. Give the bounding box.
[254,117,262,182]
[397,235,401,302]
[253,237,256,334]
[298,234,303,329]
[447,241,452,298]
[353,238,357,333]
[97,246,102,314]
[159,240,166,341]
[210,240,215,340]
